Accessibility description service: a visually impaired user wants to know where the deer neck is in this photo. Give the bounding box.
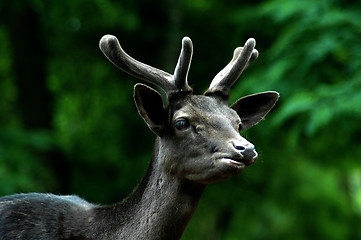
[112,138,206,240]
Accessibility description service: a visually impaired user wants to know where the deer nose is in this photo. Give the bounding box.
[233,144,245,151]
[232,140,257,160]
[232,140,254,151]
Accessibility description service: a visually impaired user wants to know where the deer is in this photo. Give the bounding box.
[0,34,279,240]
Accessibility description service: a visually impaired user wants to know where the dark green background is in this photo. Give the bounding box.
[1,0,361,239]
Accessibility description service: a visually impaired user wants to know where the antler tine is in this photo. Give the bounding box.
[173,37,193,93]
[99,35,174,93]
[206,38,258,96]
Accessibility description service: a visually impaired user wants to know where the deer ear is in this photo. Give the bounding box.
[231,91,279,131]
[134,83,166,136]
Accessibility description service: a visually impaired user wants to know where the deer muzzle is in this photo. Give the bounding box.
[231,139,258,164]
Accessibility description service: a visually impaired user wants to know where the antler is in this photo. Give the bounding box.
[205,38,259,97]
[99,35,192,96]
[173,37,193,93]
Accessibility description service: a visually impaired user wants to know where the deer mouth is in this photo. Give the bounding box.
[221,158,244,167]
[220,158,253,167]
[219,157,254,167]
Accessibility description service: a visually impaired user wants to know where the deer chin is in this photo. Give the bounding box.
[209,157,245,177]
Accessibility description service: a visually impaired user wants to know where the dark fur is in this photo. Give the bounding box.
[0,139,204,240]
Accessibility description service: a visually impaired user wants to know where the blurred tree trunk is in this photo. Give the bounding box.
[3,2,70,194]
[9,9,50,129]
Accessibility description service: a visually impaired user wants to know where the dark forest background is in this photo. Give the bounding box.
[1,0,361,239]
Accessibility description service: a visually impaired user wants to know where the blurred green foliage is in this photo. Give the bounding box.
[1,0,361,239]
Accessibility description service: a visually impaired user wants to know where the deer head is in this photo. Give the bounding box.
[99,35,278,184]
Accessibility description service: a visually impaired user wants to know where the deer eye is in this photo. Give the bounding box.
[175,118,190,130]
